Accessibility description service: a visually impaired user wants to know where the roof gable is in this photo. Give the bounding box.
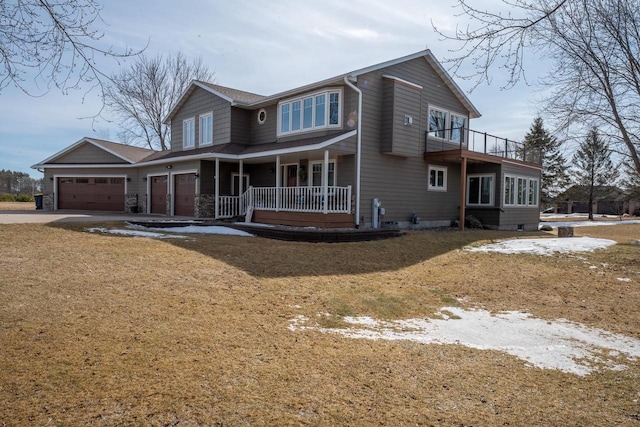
[32,137,155,168]
[163,50,481,124]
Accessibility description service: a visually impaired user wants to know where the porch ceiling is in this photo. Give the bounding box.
[424,149,541,169]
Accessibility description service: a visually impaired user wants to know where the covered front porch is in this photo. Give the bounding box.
[199,145,356,228]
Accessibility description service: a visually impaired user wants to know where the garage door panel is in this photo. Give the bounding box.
[57,177,125,211]
[150,176,168,214]
[174,173,195,216]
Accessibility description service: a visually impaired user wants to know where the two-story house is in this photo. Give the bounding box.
[32,50,542,230]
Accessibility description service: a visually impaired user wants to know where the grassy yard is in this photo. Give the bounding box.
[1,220,639,425]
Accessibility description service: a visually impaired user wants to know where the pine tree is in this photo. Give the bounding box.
[521,117,570,205]
[572,127,617,220]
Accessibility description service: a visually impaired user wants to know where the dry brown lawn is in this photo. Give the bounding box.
[0,201,35,211]
[1,221,639,426]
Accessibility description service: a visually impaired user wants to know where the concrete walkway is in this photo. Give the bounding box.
[0,210,186,225]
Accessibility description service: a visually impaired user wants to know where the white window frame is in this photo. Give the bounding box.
[504,174,539,207]
[449,113,466,144]
[428,105,468,143]
[277,88,342,137]
[199,112,213,146]
[308,160,336,187]
[183,117,195,149]
[428,165,447,191]
[230,173,250,196]
[467,174,495,206]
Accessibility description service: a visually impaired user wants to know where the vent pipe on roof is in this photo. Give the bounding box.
[344,76,362,228]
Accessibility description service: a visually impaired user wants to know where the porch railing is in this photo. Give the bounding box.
[425,128,542,164]
[216,185,352,219]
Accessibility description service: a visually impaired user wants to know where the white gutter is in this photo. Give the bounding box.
[343,76,362,228]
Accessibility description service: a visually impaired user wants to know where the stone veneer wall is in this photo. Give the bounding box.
[43,194,54,211]
[195,194,215,218]
[125,194,138,213]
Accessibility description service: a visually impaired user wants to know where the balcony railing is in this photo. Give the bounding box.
[216,185,352,219]
[425,128,542,164]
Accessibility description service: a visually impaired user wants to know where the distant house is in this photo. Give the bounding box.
[32,50,542,230]
[555,185,638,215]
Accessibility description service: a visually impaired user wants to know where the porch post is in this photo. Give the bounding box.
[275,155,281,212]
[323,149,329,214]
[239,160,244,213]
[215,158,220,219]
[459,156,467,230]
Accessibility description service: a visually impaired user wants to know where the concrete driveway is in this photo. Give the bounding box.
[0,210,187,224]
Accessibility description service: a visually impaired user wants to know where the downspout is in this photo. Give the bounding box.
[344,75,362,228]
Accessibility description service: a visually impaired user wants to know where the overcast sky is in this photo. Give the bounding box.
[0,0,546,177]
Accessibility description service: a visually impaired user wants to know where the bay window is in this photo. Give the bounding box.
[278,89,342,136]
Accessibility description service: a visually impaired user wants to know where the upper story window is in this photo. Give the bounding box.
[467,174,494,206]
[428,165,447,191]
[428,106,467,143]
[278,89,342,137]
[183,118,195,149]
[504,174,539,207]
[200,113,213,146]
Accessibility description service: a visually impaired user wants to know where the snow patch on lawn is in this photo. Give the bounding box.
[86,227,188,239]
[289,307,640,376]
[87,225,254,238]
[541,219,640,228]
[465,237,616,256]
[144,225,254,237]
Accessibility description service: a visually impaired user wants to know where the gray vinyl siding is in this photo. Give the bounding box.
[381,78,422,156]
[51,144,128,164]
[250,105,278,144]
[231,107,251,144]
[357,57,469,226]
[171,87,231,151]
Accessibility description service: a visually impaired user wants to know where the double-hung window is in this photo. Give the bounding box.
[200,113,213,146]
[428,165,447,191]
[278,89,342,136]
[504,174,540,207]
[467,174,494,206]
[183,118,195,149]
[310,161,336,187]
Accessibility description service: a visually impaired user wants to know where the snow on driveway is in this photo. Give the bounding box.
[289,307,640,376]
[465,236,616,256]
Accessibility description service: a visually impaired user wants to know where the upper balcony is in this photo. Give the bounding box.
[424,128,542,166]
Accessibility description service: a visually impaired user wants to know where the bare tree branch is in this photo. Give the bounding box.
[104,53,215,151]
[435,0,640,177]
[0,0,143,101]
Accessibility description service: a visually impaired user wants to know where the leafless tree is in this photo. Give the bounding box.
[0,0,141,97]
[103,53,215,151]
[434,0,640,176]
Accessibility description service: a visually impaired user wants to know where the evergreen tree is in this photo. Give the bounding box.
[521,117,570,205]
[572,127,617,220]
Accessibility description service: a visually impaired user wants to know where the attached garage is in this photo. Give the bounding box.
[150,175,168,214]
[174,173,196,216]
[57,177,125,211]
